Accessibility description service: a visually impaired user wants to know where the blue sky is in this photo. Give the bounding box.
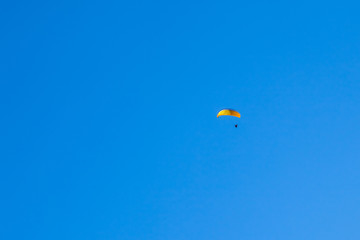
[1,0,360,239]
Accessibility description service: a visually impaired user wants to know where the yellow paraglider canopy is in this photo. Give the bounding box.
[217,109,241,118]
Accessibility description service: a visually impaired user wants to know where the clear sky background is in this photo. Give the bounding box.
[1,0,360,239]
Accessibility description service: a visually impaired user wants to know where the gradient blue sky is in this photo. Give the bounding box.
[1,0,360,239]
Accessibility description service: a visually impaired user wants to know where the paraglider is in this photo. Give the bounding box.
[217,109,241,118]
[217,109,241,127]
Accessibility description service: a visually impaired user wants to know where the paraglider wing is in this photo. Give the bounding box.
[217,109,241,118]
